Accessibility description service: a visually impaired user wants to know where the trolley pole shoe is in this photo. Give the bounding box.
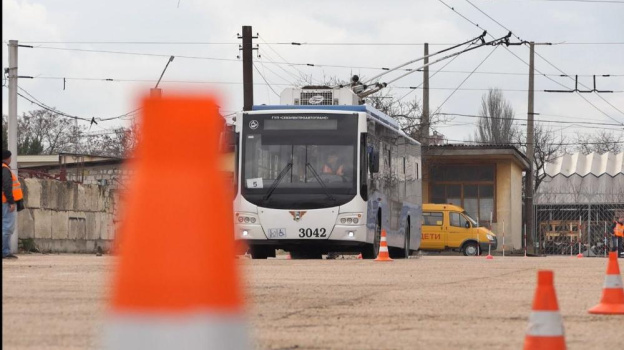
[104,95,250,350]
[524,270,566,350]
[374,230,393,262]
[588,251,624,315]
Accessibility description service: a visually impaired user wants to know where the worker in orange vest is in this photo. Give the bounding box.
[609,215,624,258]
[2,150,23,259]
[322,152,345,177]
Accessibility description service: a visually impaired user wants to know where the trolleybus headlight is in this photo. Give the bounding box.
[341,218,347,224]
[244,217,250,223]
[353,218,359,224]
[238,217,244,223]
[347,218,353,224]
[250,218,256,223]
[486,234,494,241]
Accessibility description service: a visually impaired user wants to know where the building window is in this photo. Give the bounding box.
[430,165,496,225]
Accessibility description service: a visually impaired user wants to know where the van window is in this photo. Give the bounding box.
[423,212,443,226]
[450,212,469,228]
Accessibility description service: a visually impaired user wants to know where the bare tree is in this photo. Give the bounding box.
[516,124,567,192]
[475,88,517,144]
[81,122,139,158]
[574,130,623,154]
[4,109,137,157]
[15,110,76,155]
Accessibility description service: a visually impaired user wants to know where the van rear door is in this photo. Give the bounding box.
[421,211,445,249]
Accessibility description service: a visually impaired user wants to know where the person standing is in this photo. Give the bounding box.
[609,215,624,258]
[2,149,22,259]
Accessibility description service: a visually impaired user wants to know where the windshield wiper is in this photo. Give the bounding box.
[263,162,293,201]
[306,163,336,202]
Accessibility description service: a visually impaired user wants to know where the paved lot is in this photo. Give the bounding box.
[2,254,623,349]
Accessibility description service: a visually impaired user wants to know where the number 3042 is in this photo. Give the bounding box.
[298,228,327,238]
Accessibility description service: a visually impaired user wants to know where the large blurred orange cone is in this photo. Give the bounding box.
[374,230,393,262]
[588,251,624,314]
[524,270,566,350]
[104,95,249,350]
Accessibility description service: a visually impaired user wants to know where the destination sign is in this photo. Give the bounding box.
[264,116,337,130]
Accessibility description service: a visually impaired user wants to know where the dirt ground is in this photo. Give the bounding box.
[2,254,623,350]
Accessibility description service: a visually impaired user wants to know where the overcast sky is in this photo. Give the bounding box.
[3,0,623,143]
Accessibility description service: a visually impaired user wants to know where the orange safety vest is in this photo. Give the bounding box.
[2,163,23,203]
[614,222,624,237]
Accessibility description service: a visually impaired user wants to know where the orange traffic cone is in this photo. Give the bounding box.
[357,253,363,259]
[104,95,249,350]
[524,270,566,350]
[588,251,624,314]
[374,230,393,262]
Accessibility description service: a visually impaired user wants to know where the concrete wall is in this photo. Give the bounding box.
[44,163,131,189]
[491,161,523,251]
[17,178,117,253]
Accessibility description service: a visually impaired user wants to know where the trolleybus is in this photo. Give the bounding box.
[233,87,422,259]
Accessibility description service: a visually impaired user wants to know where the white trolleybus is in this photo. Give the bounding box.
[233,87,422,259]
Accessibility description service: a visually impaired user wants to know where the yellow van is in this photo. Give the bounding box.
[421,204,497,256]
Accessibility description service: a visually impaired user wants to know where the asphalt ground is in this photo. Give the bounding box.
[2,254,623,349]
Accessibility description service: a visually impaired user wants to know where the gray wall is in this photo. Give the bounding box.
[17,178,117,253]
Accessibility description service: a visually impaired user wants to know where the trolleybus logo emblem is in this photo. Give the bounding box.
[289,211,307,222]
[249,120,259,130]
[308,95,324,105]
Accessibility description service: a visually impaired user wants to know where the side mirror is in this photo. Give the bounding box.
[465,222,471,229]
[369,149,380,173]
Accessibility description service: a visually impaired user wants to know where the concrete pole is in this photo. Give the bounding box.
[242,26,254,111]
[150,88,162,98]
[8,40,19,253]
[422,43,430,146]
[525,42,535,255]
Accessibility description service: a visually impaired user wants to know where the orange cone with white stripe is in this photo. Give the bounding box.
[104,95,249,350]
[588,251,624,314]
[524,270,566,350]
[374,229,393,262]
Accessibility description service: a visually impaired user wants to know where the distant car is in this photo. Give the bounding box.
[420,204,497,256]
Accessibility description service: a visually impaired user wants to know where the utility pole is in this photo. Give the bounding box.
[7,40,19,254]
[151,55,174,98]
[239,26,256,111]
[525,42,535,255]
[422,43,430,146]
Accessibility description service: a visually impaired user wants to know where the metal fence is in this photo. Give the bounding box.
[534,203,624,256]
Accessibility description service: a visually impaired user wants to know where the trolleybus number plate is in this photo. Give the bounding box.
[298,228,327,238]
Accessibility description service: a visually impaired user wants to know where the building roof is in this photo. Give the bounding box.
[18,153,123,169]
[544,152,623,177]
[423,144,530,170]
[535,152,624,205]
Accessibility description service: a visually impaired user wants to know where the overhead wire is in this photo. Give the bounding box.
[437,0,624,125]
[253,64,280,98]
[432,46,500,116]
[397,41,477,102]
[463,0,624,121]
